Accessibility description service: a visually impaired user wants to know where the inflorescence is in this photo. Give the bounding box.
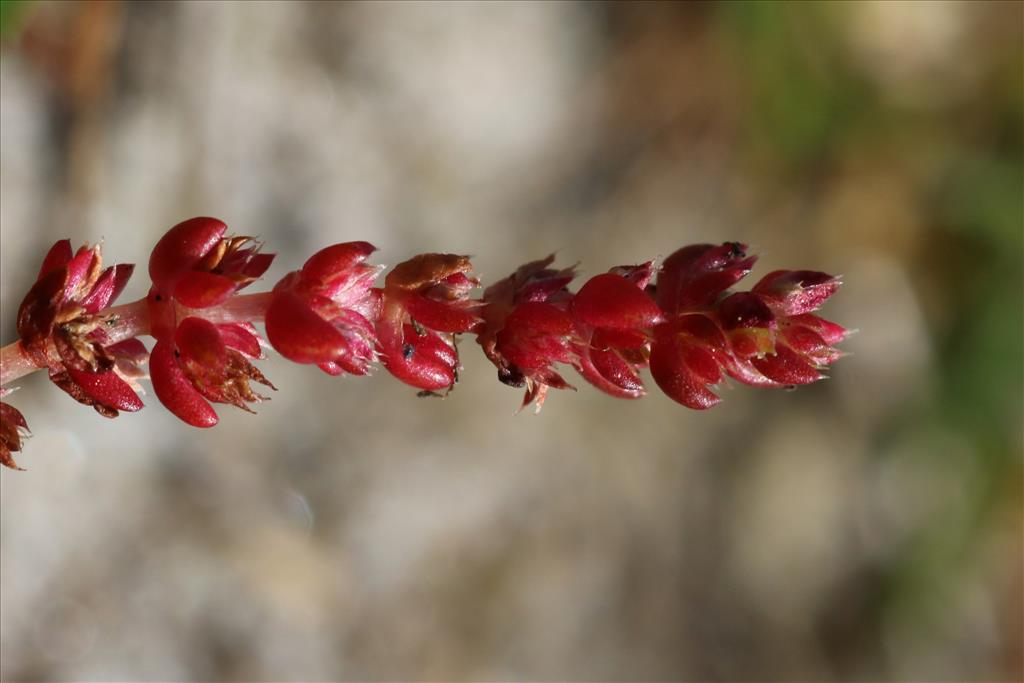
[0,217,849,469]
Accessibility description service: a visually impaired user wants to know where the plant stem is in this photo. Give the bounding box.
[0,291,275,387]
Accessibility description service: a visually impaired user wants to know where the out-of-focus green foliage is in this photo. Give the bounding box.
[718,2,876,170]
[0,0,29,39]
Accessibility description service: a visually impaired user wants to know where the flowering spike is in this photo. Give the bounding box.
[0,217,852,467]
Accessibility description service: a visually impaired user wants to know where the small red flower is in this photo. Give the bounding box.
[475,255,578,409]
[265,242,383,376]
[1,395,30,470]
[377,253,481,392]
[146,218,276,425]
[147,216,273,339]
[150,317,273,427]
[16,240,143,417]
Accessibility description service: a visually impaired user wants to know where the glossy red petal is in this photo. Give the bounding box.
[265,290,349,364]
[65,246,99,297]
[66,368,144,412]
[318,361,344,376]
[82,264,135,313]
[149,217,227,289]
[649,335,721,410]
[240,251,275,280]
[506,302,574,336]
[572,273,663,330]
[381,326,457,390]
[404,292,479,333]
[788,314,849,345]
[301,242,377,284]
[217,323,263,358]
[591,328,649,350]
[751,346,822,385]
[175,317,228,370]
[38,239,73,278]
[105,338,149,362]
[149,340,218,427]
[752,270,840,316]
[576,347,645,398]
[173,271,237,308]
[657,243,756,313]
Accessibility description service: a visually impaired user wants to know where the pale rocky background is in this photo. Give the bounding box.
[0,2,1021,681]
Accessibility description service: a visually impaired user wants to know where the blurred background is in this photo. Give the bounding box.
[0,1,1021,680]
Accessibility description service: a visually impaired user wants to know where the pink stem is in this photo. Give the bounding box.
[0,291,275,387]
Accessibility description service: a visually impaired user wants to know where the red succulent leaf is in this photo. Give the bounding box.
[571,273,663,330]
[0,401,30,470]
[150,339,219,428]
[752,270,841,316]
[657,242,756,313]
